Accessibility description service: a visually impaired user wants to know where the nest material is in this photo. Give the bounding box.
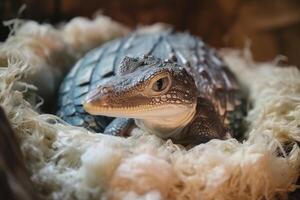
[0,15,300,200]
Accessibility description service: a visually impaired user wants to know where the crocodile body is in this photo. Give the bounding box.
[57,31,245,144]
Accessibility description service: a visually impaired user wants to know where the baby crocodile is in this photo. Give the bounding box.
[57,31,244,145]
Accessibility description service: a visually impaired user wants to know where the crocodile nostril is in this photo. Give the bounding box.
[85,85,114,106]
[87,86,112,100]
[101,87,110,94]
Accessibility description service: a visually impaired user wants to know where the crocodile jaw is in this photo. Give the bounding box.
[84,101,196,137]
[84,102,194,119]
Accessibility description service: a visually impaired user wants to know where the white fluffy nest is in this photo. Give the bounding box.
[0,15,300,200]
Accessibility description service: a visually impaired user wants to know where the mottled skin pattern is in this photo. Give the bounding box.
[57,31,242,145]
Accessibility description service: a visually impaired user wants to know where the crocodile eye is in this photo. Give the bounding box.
[152,77,169,92]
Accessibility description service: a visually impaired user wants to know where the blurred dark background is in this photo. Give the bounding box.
[1,0,300,66]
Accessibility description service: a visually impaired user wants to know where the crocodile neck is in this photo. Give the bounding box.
[134,104,196,139]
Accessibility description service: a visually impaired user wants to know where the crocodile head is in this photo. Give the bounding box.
[84,55,198,137]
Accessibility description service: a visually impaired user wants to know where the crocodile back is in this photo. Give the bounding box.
[57,31,241,133]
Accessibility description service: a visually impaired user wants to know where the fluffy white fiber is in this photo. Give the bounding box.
[0,15,300,200]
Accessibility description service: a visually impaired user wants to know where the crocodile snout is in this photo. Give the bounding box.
[83,86,113,114]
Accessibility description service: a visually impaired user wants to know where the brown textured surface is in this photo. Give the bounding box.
[0,0,300,66]
[0,107,37,200]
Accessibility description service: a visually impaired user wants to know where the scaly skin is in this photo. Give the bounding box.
[83,55,229,145]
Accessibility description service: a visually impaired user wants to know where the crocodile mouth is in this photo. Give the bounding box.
[83,102,191,119]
